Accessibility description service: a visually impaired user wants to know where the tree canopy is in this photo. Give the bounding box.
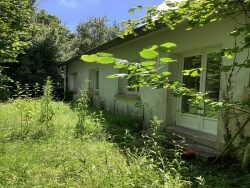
[73,17,121,55]
[0,0,34,63]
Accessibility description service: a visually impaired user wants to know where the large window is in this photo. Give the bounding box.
[181,51,222,118]
[204,52,222,118]
[182,55,202,115]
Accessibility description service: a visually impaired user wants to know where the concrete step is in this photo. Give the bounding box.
[165,126,222,162]
[166,126,223,151]
[185,143,220,162]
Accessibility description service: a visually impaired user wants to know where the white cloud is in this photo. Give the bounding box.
[157,0,184,11]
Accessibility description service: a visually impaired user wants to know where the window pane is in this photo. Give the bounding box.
[182,55,202,114]
[95,70,99,90]
[127,76,139,93]
[205,52,222,118]
[73,73,78,91]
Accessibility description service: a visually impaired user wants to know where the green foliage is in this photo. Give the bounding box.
[0,0,33,63]
[73,17,121,55]
[9,10,74,99]
[83,0,250,159]
[0,80,54,141]
[139,45,159,59]
[0,67,13,101]
[38,78,55,134]
[1,100,250,187]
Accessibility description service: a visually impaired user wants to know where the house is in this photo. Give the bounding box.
[63,16,250,152]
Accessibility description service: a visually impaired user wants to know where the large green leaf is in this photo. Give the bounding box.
[114,62,128,69]
[139,47,159,59]
[162,71,172,76]
[159,42,177,53]
[81,54,98,62]
[141,61,156,66]
[224,51,233,59]
[106,73,127,78]
[97,57,116,64]
[160,57,176,63]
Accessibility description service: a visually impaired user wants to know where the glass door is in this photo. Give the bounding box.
[178,55,202,131]
[177,51,222,135]
[201,52,222,134]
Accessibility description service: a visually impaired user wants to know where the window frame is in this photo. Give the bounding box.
[179,47,223,118]
[117,69,140,95]
[89,68,100,92]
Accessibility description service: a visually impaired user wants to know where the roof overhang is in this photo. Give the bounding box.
[61,23,166,66]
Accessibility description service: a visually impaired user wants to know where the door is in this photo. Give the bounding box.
[177,51,222,135]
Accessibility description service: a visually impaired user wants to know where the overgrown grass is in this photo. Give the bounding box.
[0,100,250,187]
[0,101,187,187]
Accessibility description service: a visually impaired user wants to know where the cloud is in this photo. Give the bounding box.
[157,0,185,11]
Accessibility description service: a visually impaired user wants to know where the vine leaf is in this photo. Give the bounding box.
[160,57,176,63]
[162,71,172,76]
[159,42,177,53]
[141,61,156,66]
[139,45,159,59]
[97,57,116,64]
[81,54,98,62]
[106,73,127,78]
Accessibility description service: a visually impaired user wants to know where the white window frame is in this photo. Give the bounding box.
[89,69,100,92]
[176,47,223,135]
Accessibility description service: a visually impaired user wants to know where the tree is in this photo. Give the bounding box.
[11,10,74,98]
[82,0,250,160]
[73,16,121,55]
[0,0,34,63]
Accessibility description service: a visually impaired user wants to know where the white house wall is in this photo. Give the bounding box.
[67,17,250,148]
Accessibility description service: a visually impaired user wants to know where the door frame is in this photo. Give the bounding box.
[176,47,221,135]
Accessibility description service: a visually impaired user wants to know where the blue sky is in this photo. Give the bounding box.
[38,0,163,32]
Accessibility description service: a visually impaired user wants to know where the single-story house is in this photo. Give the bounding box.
[63,16,250,152]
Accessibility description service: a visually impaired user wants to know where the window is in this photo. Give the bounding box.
[181,51,223,118]
[89,69,100,92]
[70,72,78,92]
[126,76,140,93]
[182,55,202,115]
[118,70,139,95]
[204,52,222,118]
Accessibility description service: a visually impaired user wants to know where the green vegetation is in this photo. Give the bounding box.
[82,0,250,160]
[0,83,249,187]
[0,0,34,63]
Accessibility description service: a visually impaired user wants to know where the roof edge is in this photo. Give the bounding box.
[61,23,166,66]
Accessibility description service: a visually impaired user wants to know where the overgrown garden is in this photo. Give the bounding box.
[0,0,250,187]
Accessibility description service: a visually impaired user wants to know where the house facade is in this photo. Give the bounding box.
[64,17,250,151]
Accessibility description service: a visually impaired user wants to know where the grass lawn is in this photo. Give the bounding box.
[0,100,249,187]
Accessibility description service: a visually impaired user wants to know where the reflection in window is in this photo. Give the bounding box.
[72,72,78,92]
[182,55,202,115]
[95,70,99,90]
[127,76,139,93]
[89,69,99,92]
[205,52,222,118]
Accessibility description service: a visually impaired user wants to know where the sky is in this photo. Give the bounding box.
[38,0,163,32]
